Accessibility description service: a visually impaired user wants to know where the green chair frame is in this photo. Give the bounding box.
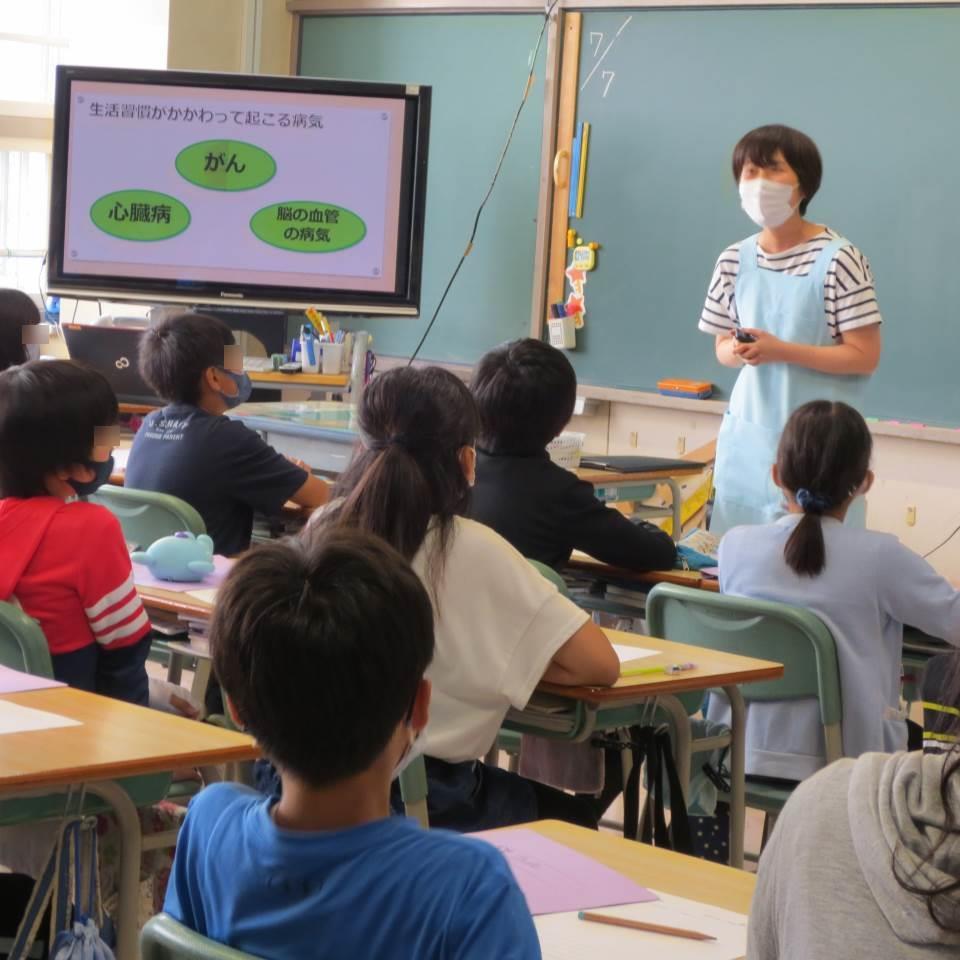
[142,914,262,960]
[646,583,844,840]
[88,485,205,550]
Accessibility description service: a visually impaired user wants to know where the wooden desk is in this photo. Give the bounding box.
[576,463,709,540]
[525,820,754,914]
[505,631,783,869]
[0,687,257,959]
[567,551,721,594]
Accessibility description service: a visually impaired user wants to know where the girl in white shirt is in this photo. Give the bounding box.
[716,400,960,781]
[316,366,619,831]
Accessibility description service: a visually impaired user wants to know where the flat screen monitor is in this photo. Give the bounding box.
[47,66,430,315]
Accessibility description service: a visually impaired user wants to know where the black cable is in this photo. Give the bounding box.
[923,523,960,560]
[408,0,560,365]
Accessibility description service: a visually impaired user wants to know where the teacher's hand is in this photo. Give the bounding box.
[732,329,788,366]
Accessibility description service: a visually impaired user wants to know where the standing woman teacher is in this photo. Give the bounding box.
[700,125,883,534]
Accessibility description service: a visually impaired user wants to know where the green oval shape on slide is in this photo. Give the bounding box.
[90,190,190,241]
[250,201,367,253]
[175,140,276,191]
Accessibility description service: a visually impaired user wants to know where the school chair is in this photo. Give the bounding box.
[645,583,843,845]
[141,914,261,960]
[88,485,206,550]
[0,599,54,678]
[398,753,430,828]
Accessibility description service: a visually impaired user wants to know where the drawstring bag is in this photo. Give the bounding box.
[9,814,115,960]
[602,725,693,853]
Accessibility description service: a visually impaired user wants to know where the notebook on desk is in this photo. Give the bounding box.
[580,456,705,473]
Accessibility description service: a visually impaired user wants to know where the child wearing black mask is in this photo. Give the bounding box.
[0,359,151,701]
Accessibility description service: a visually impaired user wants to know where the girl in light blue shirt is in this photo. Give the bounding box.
[715,400,960,781]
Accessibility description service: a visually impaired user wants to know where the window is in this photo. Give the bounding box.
[0,1,170,292]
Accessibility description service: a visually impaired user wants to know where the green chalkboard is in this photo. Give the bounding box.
[570,7,960,426]
[298,14,546,363]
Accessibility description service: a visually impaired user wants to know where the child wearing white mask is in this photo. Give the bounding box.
[698,125,883,533]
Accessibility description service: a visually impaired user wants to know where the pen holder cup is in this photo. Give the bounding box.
[548,315,576,350]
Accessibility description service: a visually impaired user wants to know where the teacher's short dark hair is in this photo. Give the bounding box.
[732,125,823,216]
[209,528,435,789]
[471,338,577,454]
[138,311,235,405]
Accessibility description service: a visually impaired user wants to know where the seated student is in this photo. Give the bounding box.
[716,400,960,782]
[748,663,960,959]
[0,360,150,701]
[923,652,960,753]
[311,366,620,832]
[127,312,329,555]
[469,338,677,572]
[0,288,42,371]
[163,529,540,960]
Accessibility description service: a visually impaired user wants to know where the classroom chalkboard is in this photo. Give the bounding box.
[298,13,546,363]
[570,6,960,426]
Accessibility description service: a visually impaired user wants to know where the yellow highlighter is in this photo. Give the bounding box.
[621,661,697,678]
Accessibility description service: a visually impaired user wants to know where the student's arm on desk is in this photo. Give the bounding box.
[542,620,619,687]
[285,456,332,508]
[564,478,677,571]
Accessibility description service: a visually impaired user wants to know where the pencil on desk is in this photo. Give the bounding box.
[620,662,697,678]
[578,911,716,941]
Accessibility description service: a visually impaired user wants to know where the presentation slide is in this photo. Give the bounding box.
[62,80,408,293]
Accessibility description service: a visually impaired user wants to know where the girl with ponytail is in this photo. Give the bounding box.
[310,366,619,832]
[714,400,960,783]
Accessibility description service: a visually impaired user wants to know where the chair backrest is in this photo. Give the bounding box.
[398,752,430,828]
[89,486,205,549]
[646,584,842,729]
[141,914,261,960]
[528,559,571,597]
[0,601,54,677]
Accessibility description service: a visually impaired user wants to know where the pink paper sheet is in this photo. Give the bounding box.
[132,554,234,592]
[0,665,65,694]
[471,828,657,915]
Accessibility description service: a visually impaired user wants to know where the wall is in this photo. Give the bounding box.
[167,0,294,73]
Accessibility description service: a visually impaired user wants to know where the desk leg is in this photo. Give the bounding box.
[190,657,212,704]
[85,781,141,960]
[666,478,683,541]
[722,684,746,869]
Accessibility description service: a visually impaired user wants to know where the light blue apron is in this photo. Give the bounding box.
[710,234,868,534]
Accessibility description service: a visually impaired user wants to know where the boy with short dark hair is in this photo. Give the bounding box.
[163,529,540,960]
[127,311,329,555]
[0,360,150,700]
[469,338,676,571]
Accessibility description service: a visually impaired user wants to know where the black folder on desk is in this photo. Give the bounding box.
[579,456,705,473]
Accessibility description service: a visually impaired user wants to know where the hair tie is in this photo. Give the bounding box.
[795,488,830,514]
[368,434,410,453]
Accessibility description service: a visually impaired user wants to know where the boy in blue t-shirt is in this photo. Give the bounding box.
[127,312,329,555]
[162,528,540,960]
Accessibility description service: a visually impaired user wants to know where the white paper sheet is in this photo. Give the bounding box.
[186,588,219,605]
[0,699,83,735]
[536,891,747,960]
[612,644,659,664]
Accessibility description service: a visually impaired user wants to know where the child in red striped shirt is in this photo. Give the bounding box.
[0,360,151,702]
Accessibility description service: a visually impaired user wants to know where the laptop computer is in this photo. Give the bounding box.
[62,323,160,406]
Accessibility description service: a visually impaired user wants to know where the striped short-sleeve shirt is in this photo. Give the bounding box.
[698,228,883,340]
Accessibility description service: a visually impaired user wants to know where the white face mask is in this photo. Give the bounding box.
[24,343,42,362]
[739,178,798,229]
[391,726,423,781]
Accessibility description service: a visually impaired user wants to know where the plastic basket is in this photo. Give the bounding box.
[546,431,586,470]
